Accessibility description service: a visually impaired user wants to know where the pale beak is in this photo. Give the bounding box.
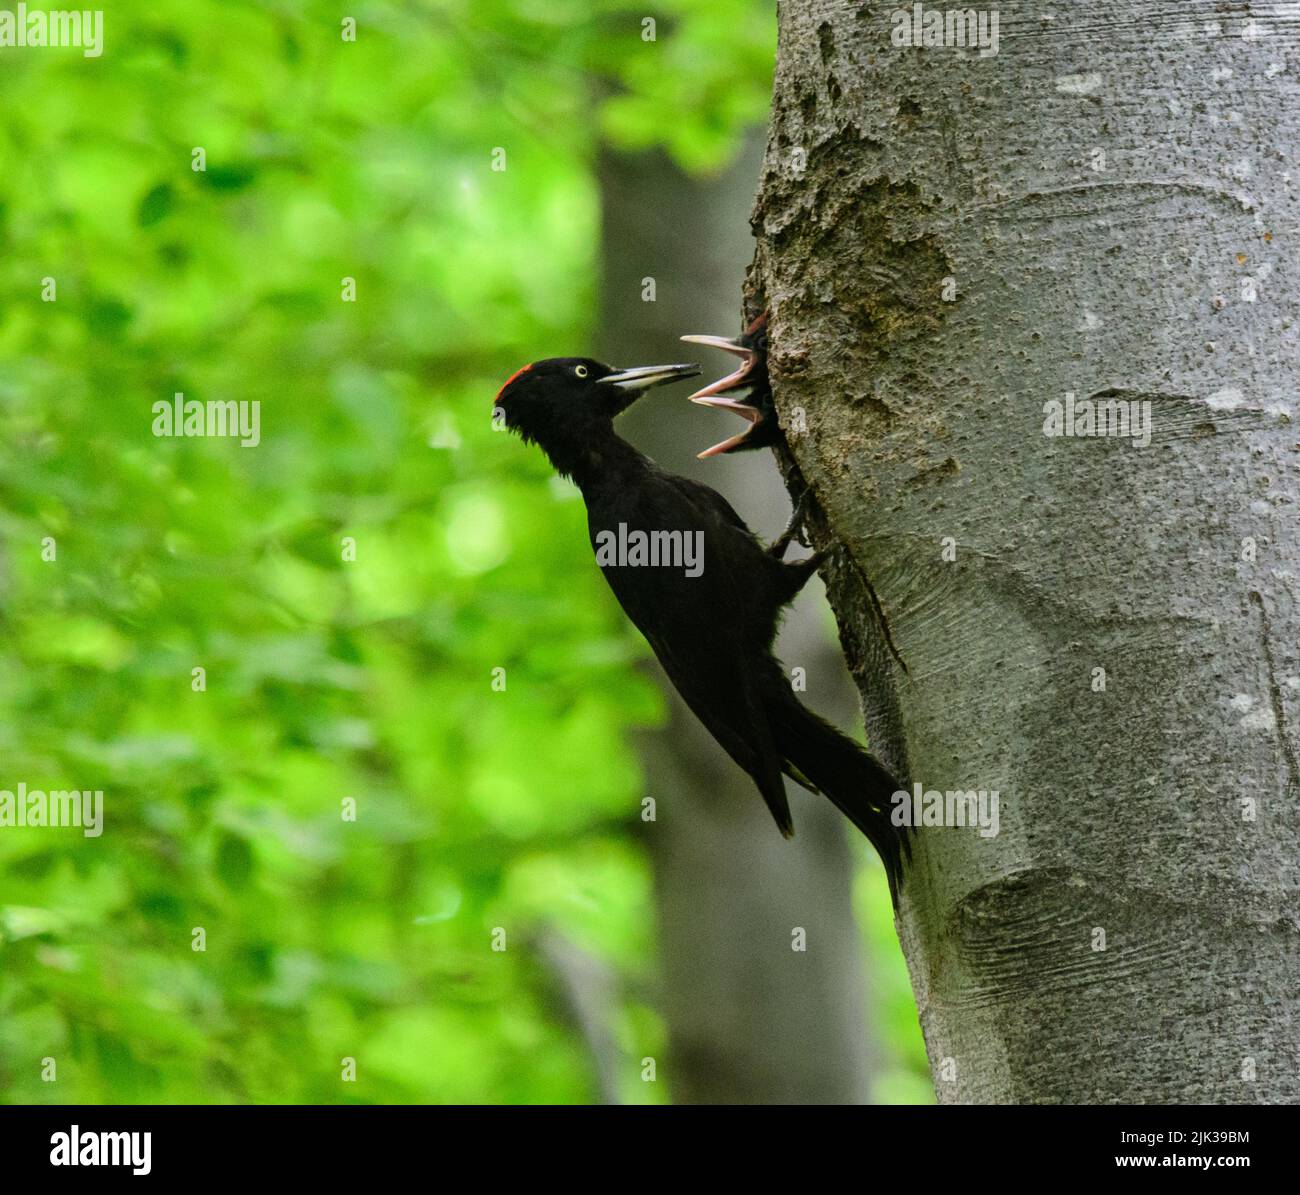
[598,363,700,392]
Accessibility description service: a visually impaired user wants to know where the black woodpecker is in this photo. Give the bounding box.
[494,353,908,898]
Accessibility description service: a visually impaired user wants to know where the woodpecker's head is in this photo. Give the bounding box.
[680,313,776,458]
[494,358,700,454]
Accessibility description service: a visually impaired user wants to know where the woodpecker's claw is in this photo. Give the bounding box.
[769,488,814,557]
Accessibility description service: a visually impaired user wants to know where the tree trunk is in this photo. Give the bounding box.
[598,139,879,1103]
[753,0,1300,1103]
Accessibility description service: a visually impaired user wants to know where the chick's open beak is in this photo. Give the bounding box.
[679,334,758,403]
[680,331,769,458]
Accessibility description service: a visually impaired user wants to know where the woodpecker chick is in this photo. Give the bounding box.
[680,313,777,459]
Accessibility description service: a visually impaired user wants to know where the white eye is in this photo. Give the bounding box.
[574,364,589,378]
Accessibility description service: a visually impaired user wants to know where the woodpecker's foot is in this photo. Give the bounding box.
[781,546,833,597]
[768,489,813,558]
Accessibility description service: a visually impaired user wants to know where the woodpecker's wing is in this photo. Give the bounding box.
[586,481,793,835]
[660,472,754,536]
[637,612,793,837]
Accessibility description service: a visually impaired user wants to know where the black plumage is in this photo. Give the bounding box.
[494,355,908,898]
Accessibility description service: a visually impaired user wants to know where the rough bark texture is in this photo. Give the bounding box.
[598,141,879,1103]
[754,0,1300,1103]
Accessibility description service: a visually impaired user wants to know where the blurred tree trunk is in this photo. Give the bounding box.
[597,137,879,1104]
[754,1,1300,1103]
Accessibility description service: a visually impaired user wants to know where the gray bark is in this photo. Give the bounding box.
[598,139,879,1103]
[753,0,1300,1103]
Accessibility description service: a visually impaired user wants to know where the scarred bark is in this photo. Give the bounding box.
[753,0,1300,1103]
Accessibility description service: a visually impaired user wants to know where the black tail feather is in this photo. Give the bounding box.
[768,694,911,904]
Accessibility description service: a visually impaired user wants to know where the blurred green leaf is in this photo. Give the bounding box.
[0,0,925,1111]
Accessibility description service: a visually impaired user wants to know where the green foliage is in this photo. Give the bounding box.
[0,0,928,1104]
